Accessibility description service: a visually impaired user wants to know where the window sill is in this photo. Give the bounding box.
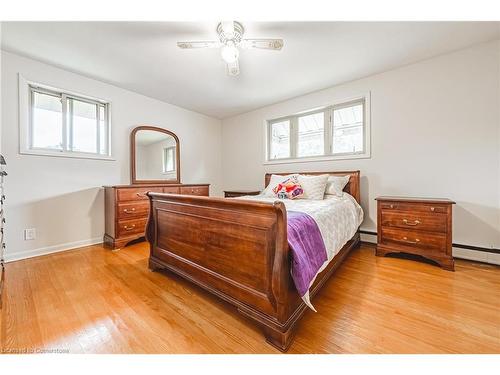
[263,152,370,165]
[20,149,116,161]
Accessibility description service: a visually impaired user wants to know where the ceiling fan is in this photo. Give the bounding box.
[177,21,284,76]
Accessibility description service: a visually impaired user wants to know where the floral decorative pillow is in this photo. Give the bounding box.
[263,174,297,197]
[272,176,304,200]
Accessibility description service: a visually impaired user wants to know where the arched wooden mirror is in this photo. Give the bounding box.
[131,126,180,184]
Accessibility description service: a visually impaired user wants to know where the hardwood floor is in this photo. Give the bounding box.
[1,242,499,353]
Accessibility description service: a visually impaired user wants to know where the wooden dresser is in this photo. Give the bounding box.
[376,196,455,271]
[104,184,209,249]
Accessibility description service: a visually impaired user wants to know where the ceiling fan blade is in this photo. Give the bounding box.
[226,59,240,76]
[241,39,284,50]
[177,41,221,49]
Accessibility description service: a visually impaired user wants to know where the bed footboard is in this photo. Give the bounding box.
[146,192,296,349]
[146,191,360,351]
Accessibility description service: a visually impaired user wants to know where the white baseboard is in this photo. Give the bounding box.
[360,232,377,244]
[359,231,500,266]
[5,237,103,263]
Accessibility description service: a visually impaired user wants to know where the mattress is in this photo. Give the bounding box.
[237,193,364,309]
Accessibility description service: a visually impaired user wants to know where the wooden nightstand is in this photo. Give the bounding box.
[224,190,261,198]
[375,196,455,271]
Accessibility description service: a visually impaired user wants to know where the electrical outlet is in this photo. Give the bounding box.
[24,228,36,241]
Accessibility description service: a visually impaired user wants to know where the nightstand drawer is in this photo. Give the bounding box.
[381,227,447,253]
[224,190,261,198]
[381,211,447,233]
[380,202,447,214]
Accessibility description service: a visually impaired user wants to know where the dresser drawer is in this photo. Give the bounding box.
[117,217,148,238]
[117,201,150,219]
[105,183,209,250]
[163,186,180,194]
[180,186,209,196]
[381,227,447,254]
[381,211,447,233]
[117,187,163,201]
[379,202,447,214]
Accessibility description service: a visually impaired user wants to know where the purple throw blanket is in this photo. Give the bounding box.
[287,210,328,297]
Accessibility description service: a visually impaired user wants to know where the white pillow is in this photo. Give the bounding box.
[297,174,329,200]
[263,174,297,197]
[325,175,350,197]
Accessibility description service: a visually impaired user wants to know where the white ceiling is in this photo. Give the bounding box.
[2,22,499,119]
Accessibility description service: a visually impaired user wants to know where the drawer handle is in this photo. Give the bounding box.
[402,236,420,245]
[124,225,136,231]
[123,208,136,213]
[430,207,435,212]
[191,189,195,193]
[136,193,147,198]
[403,219,420,226]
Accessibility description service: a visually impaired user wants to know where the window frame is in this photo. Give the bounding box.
[264,93,370,164]
[19,74,113,160]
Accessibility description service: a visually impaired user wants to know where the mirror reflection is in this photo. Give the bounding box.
[135,129,177,181]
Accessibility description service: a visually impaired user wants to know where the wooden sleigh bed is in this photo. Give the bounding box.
[145,171,361,351]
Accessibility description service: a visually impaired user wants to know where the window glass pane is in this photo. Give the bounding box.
[332,103,364,154]
[270,120,290,159]
[164,147,175,172]
[99,105,107,155]
[297,112,324,157]
[32,91,63,150]
[71,99,98,153]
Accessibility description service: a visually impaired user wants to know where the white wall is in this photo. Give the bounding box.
[221,41,500,255]
[1,51,223,261]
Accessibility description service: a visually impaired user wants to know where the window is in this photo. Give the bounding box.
[297,111,324,157]
[31,90,63,150]
[163,146,176,173]
[19,76,112,159]
[266,95,369,163]
[332,101,364,154]
[269,120,290,159]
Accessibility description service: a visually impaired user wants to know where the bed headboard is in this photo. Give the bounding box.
[264,171,361,204]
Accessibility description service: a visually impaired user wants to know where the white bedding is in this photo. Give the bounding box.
[237,193,363,309]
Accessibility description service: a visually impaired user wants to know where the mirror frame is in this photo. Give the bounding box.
[130,125,180,184]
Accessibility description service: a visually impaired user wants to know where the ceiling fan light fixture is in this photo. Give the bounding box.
[221,42,239,63]
[221,21,235,39]
[177,21,283,76]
